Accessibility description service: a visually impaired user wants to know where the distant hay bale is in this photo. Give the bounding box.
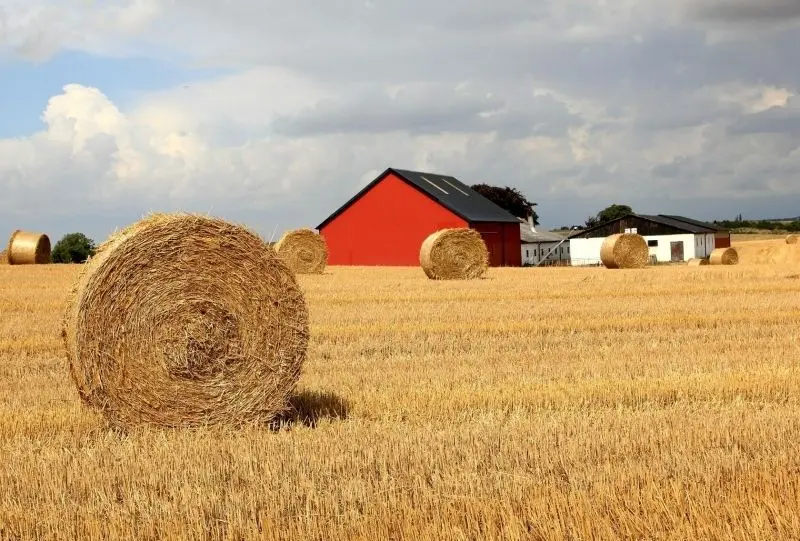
[61,213,310,429]
[687,258,708,266]
[599,233,649,269]
[419,228,488,280]
[786,234,798,245]
[273,228,327,274]
[0,249,7,264]
[709,247,739,266]
[7,230,51,265]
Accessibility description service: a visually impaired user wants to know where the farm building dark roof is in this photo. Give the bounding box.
[569,213,723,238]
[520,223,567,243]
[638,215,719,234]
[659,215,727,232]
[317,167,523,229]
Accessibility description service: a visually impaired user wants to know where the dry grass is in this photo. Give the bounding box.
[2,238,800,540]
[732,233,787,243]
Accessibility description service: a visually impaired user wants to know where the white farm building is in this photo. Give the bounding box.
[520,222,571,266]
[567,214,731,266]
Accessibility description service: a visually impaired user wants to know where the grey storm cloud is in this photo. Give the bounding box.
[688,0,800,22]
[727,99,800,136]
[270,84,581,138]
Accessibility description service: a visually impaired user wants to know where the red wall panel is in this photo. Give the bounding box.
[471,222,522,267]
[502,222,522,267]
[714,232,731,248]
[320,173,467,266]
[472,222,504,266]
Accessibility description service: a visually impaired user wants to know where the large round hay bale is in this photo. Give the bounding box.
[7,230,51,265]
[61,213,309,429]
[709,247,739,265]
[273,228,327,274]
[786,234,798,245]
[419,228,488,280]
[599,233,649,269]
[687,258,708,266]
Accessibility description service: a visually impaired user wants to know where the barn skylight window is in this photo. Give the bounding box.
[420,176,449,194]
[439,177,469,196]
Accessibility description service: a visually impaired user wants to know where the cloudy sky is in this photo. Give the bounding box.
[1,0,799,242]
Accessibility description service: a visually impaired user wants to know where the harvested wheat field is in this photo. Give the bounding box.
[2,247,800,540]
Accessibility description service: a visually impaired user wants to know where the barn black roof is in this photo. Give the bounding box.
[317,167,522,229]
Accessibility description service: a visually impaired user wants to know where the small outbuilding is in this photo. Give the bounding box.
[317,168,523,267]
[520,223,571,266]
[568,214,730,266]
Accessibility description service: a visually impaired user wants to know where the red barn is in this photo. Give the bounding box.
[317,167,523,267]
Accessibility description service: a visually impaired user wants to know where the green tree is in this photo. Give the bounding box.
[470,184,539,225]
[585,204,634,228]
[52,233,96,263]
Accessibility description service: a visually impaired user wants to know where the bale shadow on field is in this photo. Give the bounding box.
[271,389,351,430]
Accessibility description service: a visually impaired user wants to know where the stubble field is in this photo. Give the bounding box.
[1,238,800,540]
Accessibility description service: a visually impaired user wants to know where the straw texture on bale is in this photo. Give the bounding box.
[273,228,328,274]
[786,234,798,245]
[709,247,739,266]
[7,230,51,265]
[687,258,708,266]
[62,213,310,429]
[419,228,489,280]
[599,233,649,269]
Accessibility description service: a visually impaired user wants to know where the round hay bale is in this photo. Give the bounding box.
[786,234,798,245]
[61,213,310,429]
[7,230,51,265]
[709,247,739,265]
[419,228,488,280]
[687,258,708,266]
[599,233,649,269]
[273,228,327,274]
[0,249,7,265]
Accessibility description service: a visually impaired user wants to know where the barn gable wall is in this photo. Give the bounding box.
[320,173,467,266]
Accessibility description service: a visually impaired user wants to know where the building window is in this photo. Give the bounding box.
[648,239,658,247]
[525,249,529,257]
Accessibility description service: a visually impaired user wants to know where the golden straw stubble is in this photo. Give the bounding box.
[61,213,310,429]
[600,233,649,269]
[274,228,328,274]
[419,228,489,280]
[7,230,51,265]
[709,247,739,265]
